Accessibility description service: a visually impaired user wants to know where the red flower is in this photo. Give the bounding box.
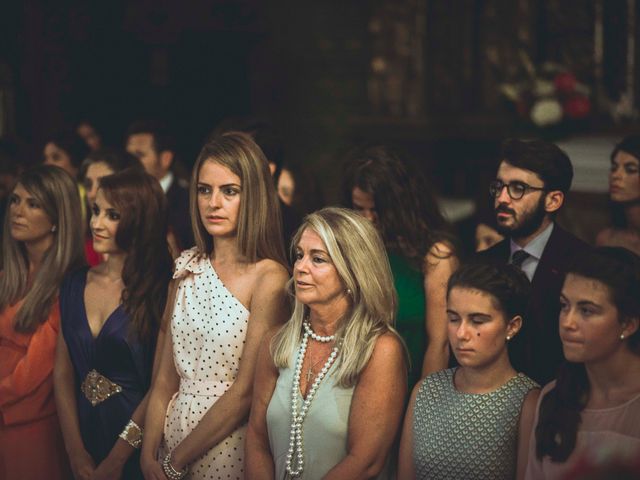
[563,95,591,119]
[554,72,577,93]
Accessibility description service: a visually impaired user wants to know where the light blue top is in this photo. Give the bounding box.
[266,348,392,480]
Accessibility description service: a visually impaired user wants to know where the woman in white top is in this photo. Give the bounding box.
[140,132,290,480]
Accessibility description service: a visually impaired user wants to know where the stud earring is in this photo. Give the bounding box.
[346,288,352,296]
[621,333,626,341]
[51,225,57,233]
[506,335,511,341]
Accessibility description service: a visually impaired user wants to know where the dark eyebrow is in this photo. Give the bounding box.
[576,300,602,309]
[469,313,492,320]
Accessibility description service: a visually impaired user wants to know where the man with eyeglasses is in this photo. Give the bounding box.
[478,138,589,385]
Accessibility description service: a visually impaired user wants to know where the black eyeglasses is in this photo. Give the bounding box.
[489,180,546,200]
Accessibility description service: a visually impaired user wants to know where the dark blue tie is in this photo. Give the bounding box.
[511,249,530,269]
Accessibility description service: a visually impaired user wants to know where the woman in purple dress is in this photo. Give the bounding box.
[54,169,172,480]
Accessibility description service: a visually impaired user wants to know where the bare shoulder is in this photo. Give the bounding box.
[369,332,406,364]
[254,259,289,283]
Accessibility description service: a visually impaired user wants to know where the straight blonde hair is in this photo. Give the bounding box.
[0,165,85,332]
[189,131,287,266]
[271,207,407,388]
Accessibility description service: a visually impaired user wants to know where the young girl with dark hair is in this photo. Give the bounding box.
[343,145,458,386]
[0,165,84,479]
[398,262,539,480]
[54,169,172,480]
[525,247,640,479]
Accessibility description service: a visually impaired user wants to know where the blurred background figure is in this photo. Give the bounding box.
[277,165,295,206]
[43,129,89,180]
[473,192,505,252]
[596,136,640,255]
[0,165,84,480]
[126,119,193,254]
[79,148,142,265]
[0,139,22,250]
[343,145,459,388]
[76,119,103,152]
[43,130,90,224]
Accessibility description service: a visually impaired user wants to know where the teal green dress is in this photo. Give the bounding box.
[388,252,426,390]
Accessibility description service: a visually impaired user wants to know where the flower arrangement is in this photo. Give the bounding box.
[499,52,592,128]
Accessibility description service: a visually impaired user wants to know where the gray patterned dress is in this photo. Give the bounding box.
[412,368,538,480]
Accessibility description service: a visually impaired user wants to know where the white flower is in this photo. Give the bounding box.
[530,99,563,127]
[533,80,555,96]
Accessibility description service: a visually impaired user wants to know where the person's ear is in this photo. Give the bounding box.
[622,315,639,340]
[544,190,564,213]
[506,315,523,341]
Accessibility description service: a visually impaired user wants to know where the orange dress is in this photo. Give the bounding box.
[0,301,71,480]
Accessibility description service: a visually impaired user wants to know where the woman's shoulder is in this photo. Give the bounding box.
[254,258,290,283]
[60,265,89,295]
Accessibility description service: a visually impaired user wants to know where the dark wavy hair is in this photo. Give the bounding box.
[342,145,454,266]
[609,136,640,228]
[99,169,173,341]
[535,247,640,462]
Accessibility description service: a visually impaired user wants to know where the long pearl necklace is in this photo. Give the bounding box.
[285,325,339,478]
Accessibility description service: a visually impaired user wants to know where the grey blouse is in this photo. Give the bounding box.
[413,368,538,480]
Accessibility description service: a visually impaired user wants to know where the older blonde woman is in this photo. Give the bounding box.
[246,207,408,479]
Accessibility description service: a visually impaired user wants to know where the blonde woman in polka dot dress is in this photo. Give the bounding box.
[141,132,290,480]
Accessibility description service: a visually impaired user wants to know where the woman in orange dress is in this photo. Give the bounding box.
[0,165,84,479]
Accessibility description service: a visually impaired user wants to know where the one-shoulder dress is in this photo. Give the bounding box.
[60,267,155,479]
[162,248,249,479]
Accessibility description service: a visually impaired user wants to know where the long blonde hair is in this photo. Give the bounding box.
[189,131,287,266]
[0,165,84,332]
[271,207,406,387]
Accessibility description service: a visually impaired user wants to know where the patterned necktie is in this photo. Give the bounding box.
[511,249,530,269]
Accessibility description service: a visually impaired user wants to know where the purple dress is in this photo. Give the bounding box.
[60,267,155,479]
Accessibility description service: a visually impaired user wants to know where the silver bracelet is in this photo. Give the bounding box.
[118,419,143,449]
[162,452,188,480]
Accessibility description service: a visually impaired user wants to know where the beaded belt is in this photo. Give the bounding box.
[81,369,122,406]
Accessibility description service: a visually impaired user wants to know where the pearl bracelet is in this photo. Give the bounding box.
[162,452,188,480]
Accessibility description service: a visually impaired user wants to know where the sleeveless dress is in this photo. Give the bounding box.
[60,267,155,479]
[0,301,71,480]
[412,368,538,480]
[388,252,426,390]
[266,347,392,480]
[162,248,249,479]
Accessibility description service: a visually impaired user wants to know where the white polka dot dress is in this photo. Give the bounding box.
[162,248,249,479]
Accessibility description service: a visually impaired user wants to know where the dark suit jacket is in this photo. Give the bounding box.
[477,224,590,385]
[166,177,194,251]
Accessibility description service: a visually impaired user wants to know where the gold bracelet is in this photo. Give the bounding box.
[118,419,143,449]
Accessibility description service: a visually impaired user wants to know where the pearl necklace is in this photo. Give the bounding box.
[285,328,339,478]
[303,321,335,342]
